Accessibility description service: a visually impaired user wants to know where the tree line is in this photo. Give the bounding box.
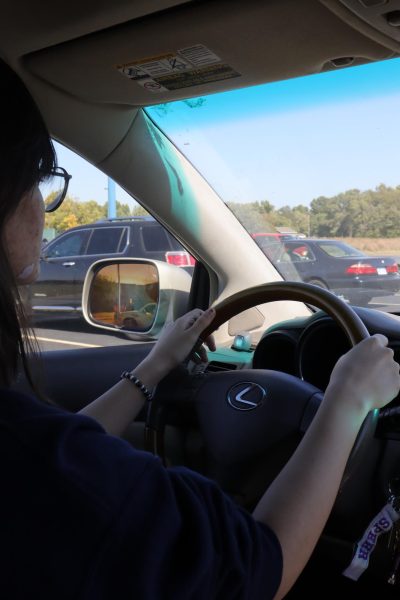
[45,183,400,237]
[44,197,148,233]
[227,184,400,237]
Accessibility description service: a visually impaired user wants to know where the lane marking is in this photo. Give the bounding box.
[369,301,400,306]
[29,336,101,348]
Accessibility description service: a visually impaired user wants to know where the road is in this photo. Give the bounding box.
[32,317,147,352]
[367,292,400,313]
[31,293,400,352]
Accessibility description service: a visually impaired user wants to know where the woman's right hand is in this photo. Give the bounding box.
[138,308,216,384]
[325,334,400,414]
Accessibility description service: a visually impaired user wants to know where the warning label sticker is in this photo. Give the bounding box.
[156,64,240,91]
[128,53,192,78]
[117,44,240,92]
[178,45,222,67]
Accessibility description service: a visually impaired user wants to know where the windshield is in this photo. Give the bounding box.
[147,57,400,313]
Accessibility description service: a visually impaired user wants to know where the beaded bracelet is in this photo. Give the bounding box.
[120,371,153,402]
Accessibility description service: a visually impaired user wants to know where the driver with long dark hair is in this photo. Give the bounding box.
[1,59,399,599]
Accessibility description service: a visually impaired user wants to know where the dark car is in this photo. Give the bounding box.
[28,217,194,317]
[257,238,400,305]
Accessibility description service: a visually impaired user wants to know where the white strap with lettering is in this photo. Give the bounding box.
[343,502,399,581]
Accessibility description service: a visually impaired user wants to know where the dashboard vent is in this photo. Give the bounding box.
[206,361,237,373]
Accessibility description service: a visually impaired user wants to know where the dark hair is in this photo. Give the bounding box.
[0,59,56,387]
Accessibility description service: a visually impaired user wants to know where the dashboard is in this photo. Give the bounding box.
[253,306,400,395]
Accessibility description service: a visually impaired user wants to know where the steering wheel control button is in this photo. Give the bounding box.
[227,382,266,411]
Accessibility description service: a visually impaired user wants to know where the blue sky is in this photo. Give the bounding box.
[54,142,134,208]
[56,56,400,210]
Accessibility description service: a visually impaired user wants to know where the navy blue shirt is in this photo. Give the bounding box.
[0,389,282,599]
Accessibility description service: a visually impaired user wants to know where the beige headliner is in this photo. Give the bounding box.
[1,0,399,158]
[4,0,399,104]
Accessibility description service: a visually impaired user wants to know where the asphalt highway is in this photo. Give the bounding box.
[31,293,400,352]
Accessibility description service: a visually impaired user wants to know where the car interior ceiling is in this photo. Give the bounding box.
[2,0,399,162]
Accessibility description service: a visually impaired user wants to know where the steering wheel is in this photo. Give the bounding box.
[146,281,377,501]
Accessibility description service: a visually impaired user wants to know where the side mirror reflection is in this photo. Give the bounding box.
[89,263,159,332]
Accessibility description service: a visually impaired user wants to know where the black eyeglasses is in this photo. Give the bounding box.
[39,167,72,213]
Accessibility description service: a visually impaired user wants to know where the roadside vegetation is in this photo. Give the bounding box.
[227,184,400,240]
[44,184,400,256]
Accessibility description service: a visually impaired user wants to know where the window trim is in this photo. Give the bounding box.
[139,223,174,253]
[44,228,92,259]
[85,226,130,257]
[44,226,130,260]
[284,242,316,263]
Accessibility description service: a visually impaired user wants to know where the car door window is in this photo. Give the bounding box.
[45,230,89,258]
[286,244,315,262]
[32,142,193,352]
[317,242,364,258]
[86,227,128,255]
[141,225,171,251]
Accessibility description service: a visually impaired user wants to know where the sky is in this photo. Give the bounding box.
[53,142,136,209]
[55,56,400,210]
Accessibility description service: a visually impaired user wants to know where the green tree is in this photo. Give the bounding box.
[310,185,400,237]
[45,183,400,238]
[131,205,151,217]
[226,201,276,233]
[45,196,138,233]
[116,201,131,217]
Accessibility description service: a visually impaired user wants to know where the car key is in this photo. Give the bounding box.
[386,479,400,585]
[343,487,400,581]
[388,523,400,585]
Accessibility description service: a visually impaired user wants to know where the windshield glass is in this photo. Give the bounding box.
[147,57,400,313]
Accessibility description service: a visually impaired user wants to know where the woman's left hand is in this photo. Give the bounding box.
[143,308,216,380]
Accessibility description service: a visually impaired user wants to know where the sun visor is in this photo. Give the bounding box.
[321,0,400,51]
[23,0,394,107]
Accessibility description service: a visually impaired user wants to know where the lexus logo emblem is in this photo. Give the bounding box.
[227,382,266,411]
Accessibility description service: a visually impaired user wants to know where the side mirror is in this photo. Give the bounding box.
[82,258,192,339]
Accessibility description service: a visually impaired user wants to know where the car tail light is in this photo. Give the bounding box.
[345,263,377,275]
[165,251,196,267]
[387,263,399,273]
